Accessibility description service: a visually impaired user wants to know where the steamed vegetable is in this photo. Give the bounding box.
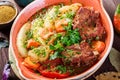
[17,22,31,57]
[28,46,50,62]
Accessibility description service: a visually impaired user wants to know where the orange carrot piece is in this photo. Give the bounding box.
[23,57,40,69]
[27,39,40,49]
[92,41,106,53]
[55,25,65,32]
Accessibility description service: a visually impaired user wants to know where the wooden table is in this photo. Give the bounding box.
[0,0,120,80]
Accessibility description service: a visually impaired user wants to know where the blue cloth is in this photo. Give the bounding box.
[15,0,33,7]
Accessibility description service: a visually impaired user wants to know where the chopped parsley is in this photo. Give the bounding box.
[32,18,44,27]
[33,48,46,57]
[66,11,75,19]
[95,36,100,40]
[61,22,81,46]
[50,41,64,51]
[50,51,65,60]
[54,6,60,15]
[60,11,75,19]
[50,51,59,60]
[26,30,33,39]
[56,65,67,73]
[49,22,81,60]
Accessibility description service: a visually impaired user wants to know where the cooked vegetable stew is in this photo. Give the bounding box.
[17,3,106,79]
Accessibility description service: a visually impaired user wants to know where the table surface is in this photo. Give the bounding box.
[0,0,120,80]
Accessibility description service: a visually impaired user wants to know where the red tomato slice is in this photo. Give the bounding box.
[39,70,69,79]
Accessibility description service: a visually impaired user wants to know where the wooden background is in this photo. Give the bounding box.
[0,0,120,80]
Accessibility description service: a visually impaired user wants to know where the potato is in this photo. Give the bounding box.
[28,46,50,63]
[17,22,31,57]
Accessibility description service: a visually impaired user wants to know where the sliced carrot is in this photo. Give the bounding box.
[23,57,40,69]
[55,25,65,32]
[27,39,40,49]
[92,41,106,53]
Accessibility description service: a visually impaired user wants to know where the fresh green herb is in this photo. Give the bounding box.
[66,11,75,19]
[68,66,74,74]
[35,12,40,18]
[48,5,60,20]
[50,51,59,60]
[60,11,75,19]
[76,52,81,54]
[59,3,64,7]
[33,48,46,57]
[54,6,60,15]
[49,22,81,60]
[50,51,65,60]
[63,59,71,65]
[23,40,27,48]
[30,46,35,50]
[56,33,62,39]
[39,19,44,27]
[50,41,64,51]
[33,18,44,27]
[33,49,40,56]
[66,49,74,57]
[26,30,33,39]
[61,22,81,46]
[86,39,92,44]
[42,8,47,12]
[47,64,50,70]
[56,65,67,73]
[64,21,72,31]
[115,4,120,15]
[49,45,56,50]
[95,36,100,40]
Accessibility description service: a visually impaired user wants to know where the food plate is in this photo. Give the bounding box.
[10,0,113,79]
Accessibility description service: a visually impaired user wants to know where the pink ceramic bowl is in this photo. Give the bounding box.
[10,0,113,79]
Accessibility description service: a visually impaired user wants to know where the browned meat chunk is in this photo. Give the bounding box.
[73,7,106,40]
[62,42,98,67]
